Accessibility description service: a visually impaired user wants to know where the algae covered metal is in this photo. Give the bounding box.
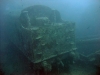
[14,5,76,64]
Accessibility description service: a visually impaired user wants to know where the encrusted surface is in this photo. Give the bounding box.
[15,5,76,63]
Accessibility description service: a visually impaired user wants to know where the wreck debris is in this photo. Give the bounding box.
[41,61,52,72]
[22,11,31,28]
[12,5,76,71]
[86,50,100,67]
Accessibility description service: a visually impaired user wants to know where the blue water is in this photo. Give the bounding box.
[0,0,100,75]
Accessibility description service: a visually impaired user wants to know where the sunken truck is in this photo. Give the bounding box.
[12,5,78,72]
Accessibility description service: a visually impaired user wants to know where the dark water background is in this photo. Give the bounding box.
[0,0,100,75]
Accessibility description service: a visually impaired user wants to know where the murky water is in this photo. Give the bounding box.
[0,0,100,75]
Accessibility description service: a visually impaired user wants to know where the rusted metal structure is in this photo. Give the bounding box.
[11,5,77,71]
